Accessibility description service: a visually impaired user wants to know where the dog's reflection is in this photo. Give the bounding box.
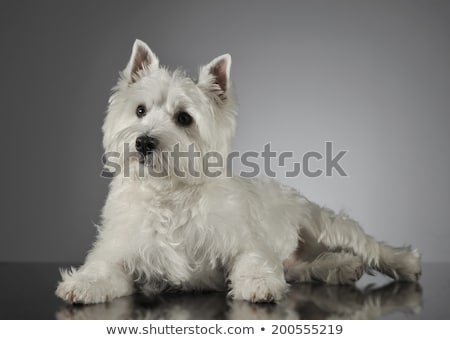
[56,281,422,320]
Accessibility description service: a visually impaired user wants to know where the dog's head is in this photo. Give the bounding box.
[103,40,236,183]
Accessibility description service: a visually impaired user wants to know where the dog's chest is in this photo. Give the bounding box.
[106,182,227,289]
[125,196,220,285]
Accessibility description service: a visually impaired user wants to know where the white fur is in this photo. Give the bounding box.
[56,40,421,304]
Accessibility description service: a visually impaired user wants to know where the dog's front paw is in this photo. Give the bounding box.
[55,267,133,304]
[229,276,287,303]
[56,275,112,304]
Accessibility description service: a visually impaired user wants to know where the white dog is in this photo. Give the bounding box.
[56,40,421,304]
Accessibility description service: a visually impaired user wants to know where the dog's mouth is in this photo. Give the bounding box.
[138,152,154,165]
[132,149,169,176]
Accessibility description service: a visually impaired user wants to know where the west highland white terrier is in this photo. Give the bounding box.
[56,40,421,304]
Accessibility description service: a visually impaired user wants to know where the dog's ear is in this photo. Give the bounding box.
[198,54,231,102]
[123,39,159,83]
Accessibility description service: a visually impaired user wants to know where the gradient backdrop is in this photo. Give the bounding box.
[0,0,449,263]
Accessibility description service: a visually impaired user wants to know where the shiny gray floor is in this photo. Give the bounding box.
[1,263,449,319]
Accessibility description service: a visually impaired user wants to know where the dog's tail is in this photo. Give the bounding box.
[308,205,421,281]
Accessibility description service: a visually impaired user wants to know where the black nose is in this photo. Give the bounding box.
[135,135,159,154]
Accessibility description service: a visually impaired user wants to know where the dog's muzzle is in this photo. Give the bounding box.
[135,135,159,162]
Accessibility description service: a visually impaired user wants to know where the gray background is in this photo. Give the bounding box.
[0,0,449,263]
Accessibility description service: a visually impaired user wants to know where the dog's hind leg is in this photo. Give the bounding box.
[306,205,421,282]
[284,251,364,284]
[283,231,364,284]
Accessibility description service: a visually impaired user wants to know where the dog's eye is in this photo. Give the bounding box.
[175,111,193,127]
[136,104,147,118]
